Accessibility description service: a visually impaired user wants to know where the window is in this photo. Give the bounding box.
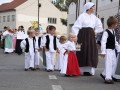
[12,15,15,21]
[0,16,1,23]
[7,15,10,22]
[48,17,57,24]
[3,16,6,22]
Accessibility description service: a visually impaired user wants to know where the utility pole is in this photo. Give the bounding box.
[38,0,41,30]
[118,0,120,13]
[96,0,98,16]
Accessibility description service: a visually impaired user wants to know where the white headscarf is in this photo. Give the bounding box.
[83,2,95,12]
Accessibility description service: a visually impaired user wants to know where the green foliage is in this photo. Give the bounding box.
[61,18,67,26]
[52,0,73,11]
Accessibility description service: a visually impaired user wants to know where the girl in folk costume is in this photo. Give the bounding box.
[16,26,25,55]
[1,26,8,49]
[72,2,103,76]
[43,25,59,72]
[60,33,80,76]
[3,27,14,54]
[21,27,36,71]
[12,29,17,51]
[100,16,120,84]
[55,36,67,71]
[34,28,43,70]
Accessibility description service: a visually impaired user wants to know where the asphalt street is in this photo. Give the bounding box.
[0,49,120,90]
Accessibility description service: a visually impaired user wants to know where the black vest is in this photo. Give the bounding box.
[25,37,36,53]
[38,37,41,48]
[33,36,41,48]
[46,35,57,50]
[106,29,115,49]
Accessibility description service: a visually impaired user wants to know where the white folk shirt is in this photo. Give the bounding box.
[101,29,120,54]
[17,31,25,39]
[35,36,43,50]
[21,37,35,56]
[43,34,58,52]
[63,41,76,51]
[72,13,103,36]
[3,31,13,37]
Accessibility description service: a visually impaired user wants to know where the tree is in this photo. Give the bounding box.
[51,0,73,11]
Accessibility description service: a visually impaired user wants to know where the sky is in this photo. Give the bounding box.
[0,0,13,5]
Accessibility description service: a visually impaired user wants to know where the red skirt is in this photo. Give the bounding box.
[66,51,80,76]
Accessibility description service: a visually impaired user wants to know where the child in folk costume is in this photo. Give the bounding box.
[55,36,67,71]
[21,27,36,71]
[60,33,80,76]
[43,25,59,72]
[3,28,14,54]
[42,26,50,67]
[16,26,25,55]
[100,16,120,84]
[34,28,43,70]
[12,29,17,51]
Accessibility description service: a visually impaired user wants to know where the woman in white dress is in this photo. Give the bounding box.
[72,2,103,76]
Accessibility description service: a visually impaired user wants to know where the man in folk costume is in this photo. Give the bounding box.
[72,2,103,76]
[3,27,14,54]
[21,27,36,71]
[43,25,59,72]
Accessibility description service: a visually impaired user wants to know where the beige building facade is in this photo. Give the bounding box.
[0,0,67,34]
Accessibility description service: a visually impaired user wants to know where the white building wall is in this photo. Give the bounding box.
[15,0,67,34]
[0,11,16,30]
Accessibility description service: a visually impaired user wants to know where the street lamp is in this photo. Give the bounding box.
[38,0,41,29]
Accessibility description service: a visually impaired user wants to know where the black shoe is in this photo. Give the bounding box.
[50,70,54,72]
[112,77,118,81]
[29,67,35,71]
[100,73,105,80]
[5,52,9,54]
[83,72,92,76]
[65,74,70,77]
[47,69,51,72]
[104,80,114,84]
[24,69,29,71]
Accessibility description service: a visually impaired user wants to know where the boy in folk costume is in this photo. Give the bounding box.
[60,33,80,76]
[100,16,120,84]
[21,27,36,71]
[34,28,43,70]
[42,25,50,67]
[3,27,14,54]
[43,25,59,72]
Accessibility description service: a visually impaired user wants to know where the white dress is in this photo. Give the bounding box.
[3,31,14,53]
[55,42,66,70]
[60,41,76,74]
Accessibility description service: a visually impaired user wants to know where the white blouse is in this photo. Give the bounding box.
[17,31,25,39]
[72,13,103,36]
